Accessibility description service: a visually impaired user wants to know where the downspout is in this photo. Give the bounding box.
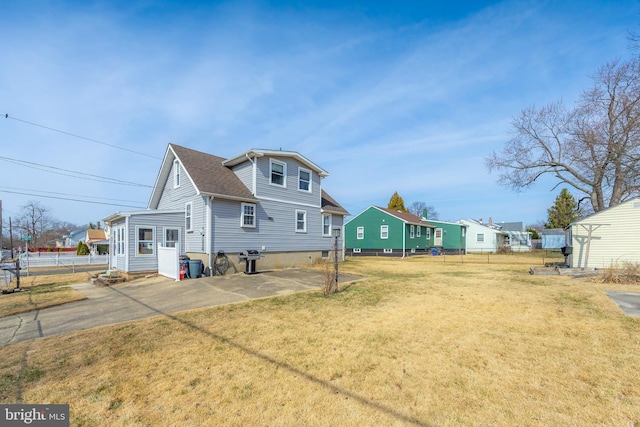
[125,216,130,272]
[206,196,213,275]
[245,153,257,195]
[402,222,406,258]
[341,219,346,261]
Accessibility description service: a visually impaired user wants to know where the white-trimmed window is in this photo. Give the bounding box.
[115,226,125,256]
[477,233,485,243]
[353,248,362,253]
[136,226,155,256]
[270,159,286,187]
[357,226,364,240]
[164,227,179,248]
[410,225,415,239]
[380,224,389,239]
[295,210,307,232]
[417,226,421,238]
[185,202,193,232]
[174,160,181,188]
[322,214,331,236]
[241,203,256,228]
[426,228,431,239]
[298,167,311,192]
[383,248,393,253]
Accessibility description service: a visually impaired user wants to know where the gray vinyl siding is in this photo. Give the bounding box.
[155,159,209,253]
[231,161,254,193]
[109,211,184,273]
[156,160,198,210]
[185,196,208,253]
[211,198,334,253]
[254,156,322,206]
[128,212,184,272]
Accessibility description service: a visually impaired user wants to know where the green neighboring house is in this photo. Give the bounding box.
[424,220,467,254]
[345,206,435,256]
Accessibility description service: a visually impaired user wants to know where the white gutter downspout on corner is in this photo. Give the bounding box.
[206,196,213,275]
[402,222,406,258]
[245,153,257,196]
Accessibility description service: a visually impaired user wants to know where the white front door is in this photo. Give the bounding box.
[435,228,443,246]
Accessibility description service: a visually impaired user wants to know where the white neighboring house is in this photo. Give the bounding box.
[457,218,507,253]
[85,229,109,254]
[61,227,88,248]
[498,221,532,252]
[567,197,640,269]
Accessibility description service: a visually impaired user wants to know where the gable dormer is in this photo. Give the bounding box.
[223,149,329,202]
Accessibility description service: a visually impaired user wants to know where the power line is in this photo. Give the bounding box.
[4,113,162,160]
[0,156,153,188]
[1,186,145,204]
[0,189,147,209]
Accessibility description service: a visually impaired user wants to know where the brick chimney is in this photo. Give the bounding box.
[488,217,493,227]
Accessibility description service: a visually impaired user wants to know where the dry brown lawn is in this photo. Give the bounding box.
[1,255,639,426]
[0,271,102,317]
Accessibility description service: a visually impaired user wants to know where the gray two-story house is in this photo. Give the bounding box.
[104,144,348,276]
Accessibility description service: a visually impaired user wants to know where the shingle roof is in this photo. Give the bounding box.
[170,144,257,201]
[85,229,108,244]
[321,190,349,215]
[377,207,434,226]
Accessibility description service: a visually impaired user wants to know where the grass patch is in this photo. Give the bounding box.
[0,257,639,426]
[0,271,102,318]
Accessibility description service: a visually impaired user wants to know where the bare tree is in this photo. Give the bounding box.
[409,201,439,219]
[486,58,640,213]
[15,201,55,247]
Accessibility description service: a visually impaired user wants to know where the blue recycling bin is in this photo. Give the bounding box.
[431,249,438,256]
[188,260,203,278]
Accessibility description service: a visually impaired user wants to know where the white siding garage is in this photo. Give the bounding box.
[568,197,640,269]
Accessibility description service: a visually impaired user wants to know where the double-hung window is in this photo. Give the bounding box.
[417,226,421,238]
[426,228,431,239]
[295,210,307,232]
[164,228,179,248]
[410,225,415,239]
[270,160,286,187]
[380,225,389,239]
[357,226,364,240]
[115,226,125,256]
[241,203,256,228]
[185,202,193,232]
[322,214,331,236]
[137,226,154,255]
[477,233,485,243]
[173,160,180,188]
[298,168,311,192]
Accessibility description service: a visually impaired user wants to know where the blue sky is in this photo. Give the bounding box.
[1,0,639,228]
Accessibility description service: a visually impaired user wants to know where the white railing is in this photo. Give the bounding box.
[18,252,109,268]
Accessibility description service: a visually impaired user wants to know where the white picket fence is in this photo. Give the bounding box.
[18,252,109,268]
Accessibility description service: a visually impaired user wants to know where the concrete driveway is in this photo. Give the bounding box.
[605,290,640,316]
[0,269,361,346]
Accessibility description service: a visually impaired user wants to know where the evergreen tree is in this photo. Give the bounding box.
[387,191,408,212]
[77,241,90,255]
[546,188,580,228]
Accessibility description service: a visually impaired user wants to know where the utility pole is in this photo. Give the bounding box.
[9,217,14,258]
